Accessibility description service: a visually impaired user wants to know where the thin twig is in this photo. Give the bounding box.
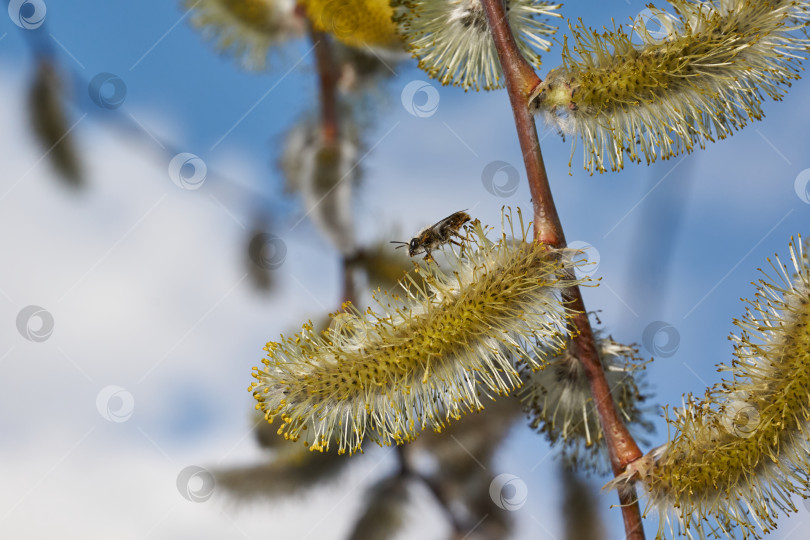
[396,446,466,536]
[341,256,358,306]
[479,1,646,538]
[306,17,358,308]
[307,21,340,144]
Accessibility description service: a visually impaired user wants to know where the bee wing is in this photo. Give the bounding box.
[433,212,457,229]
[434,210,471,233]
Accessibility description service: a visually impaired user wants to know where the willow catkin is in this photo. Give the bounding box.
[532,0,810,174]
[303,0,401,49]
[250,210,583,454]
[392,0,561,91]
[609,237,810,539]
[184,0,303,70]
[520,336,654,474]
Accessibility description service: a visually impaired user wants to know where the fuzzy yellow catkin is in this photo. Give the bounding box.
[184,0,303,70]
[392,0,561,91]
[302,0,401,49]
[623,237,810,539]
[532,0,810,174]
[249,210,583,454]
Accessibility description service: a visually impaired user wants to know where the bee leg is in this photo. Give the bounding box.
[423,250,434,263]
[451,230,470,244]
[448,238,467,257]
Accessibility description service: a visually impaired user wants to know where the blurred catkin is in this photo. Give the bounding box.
[302,0,401,49]
[184,0,304,70]
[561,466,606,540]
[28,60,83,187]
[215,441,349,499]
[520,336,654,473]
[346,475,410,540]
[280,116,360,256]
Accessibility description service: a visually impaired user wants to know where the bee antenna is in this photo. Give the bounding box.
[389,241,408,249]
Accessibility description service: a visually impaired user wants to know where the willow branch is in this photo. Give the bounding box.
[306,16,356,308]
[341,257,358,306]
[307,20,339,144]
[396,446,465,536]
[480,1,645,538]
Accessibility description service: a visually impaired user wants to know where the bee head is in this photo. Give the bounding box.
[408,239,421,257]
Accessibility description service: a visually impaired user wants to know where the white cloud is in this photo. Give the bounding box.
[0,73,405,539]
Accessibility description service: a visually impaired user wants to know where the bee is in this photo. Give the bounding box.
[391,210,472,261]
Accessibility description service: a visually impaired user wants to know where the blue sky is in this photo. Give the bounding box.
[2,1,810,539]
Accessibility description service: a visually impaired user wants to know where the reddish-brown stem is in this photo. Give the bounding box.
[307,21,339,144]
[480,1,645,538]
[307,16,357,309]
[478,1,556,244]
[484,3,542,97]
